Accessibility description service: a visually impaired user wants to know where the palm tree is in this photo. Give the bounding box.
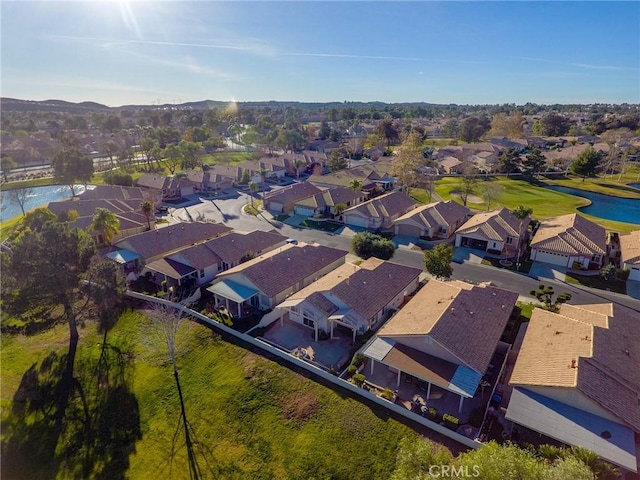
[141,200,153,230]
[349,179,363,192]
[90,208,120,245]
[259,169,268,197]
[248,181,258,208]
[293,158,304,180]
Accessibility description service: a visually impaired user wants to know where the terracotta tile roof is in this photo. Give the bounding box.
[510,303,640,431]
[456,208,527,242]
[395,200,470,230]
[115,222,232,260]
[218,243,346,297]
[342,191,417,220]
[202,230,286,264]
[620,230,640,265]
[531,214,606,256]
[379,279,518,373]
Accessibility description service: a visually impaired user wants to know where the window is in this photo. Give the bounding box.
[303,317,315,328]
[199,269,205,278]
[591,255,601,263]
[506,237,514,245]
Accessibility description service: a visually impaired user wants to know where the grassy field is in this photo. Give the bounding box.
[432,176,639,233]
[201,151,256,166]
[1,310,435,480]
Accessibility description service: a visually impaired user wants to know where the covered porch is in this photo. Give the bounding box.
[207,279,259,318]
[362,338,483,415]
[106,248,141,279]
[144,257,198,289]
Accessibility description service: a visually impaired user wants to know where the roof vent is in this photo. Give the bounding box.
[555,331,561,335]
[570,359,577,369]
[450,307,455,314]
[600,431,612,439]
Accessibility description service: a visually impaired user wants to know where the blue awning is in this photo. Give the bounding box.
[207,279,258,303]
[106,249,140,264]
[449,365,483,398]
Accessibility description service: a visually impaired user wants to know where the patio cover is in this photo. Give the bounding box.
[506,388,638,472]
[145,258,196,280]
[362,338,482,398]
[277,298,305,309]
[106,249,140,264]
[207,279,258,303]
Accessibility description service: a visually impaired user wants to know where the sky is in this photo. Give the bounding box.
[1,1,639,107]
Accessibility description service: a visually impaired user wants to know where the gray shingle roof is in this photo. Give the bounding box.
[115,222,232,260]
[219,244,346,296]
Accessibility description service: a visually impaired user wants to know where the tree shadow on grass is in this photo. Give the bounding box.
[2,332,141,480]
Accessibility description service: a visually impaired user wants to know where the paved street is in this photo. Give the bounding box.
[169,192,640,313]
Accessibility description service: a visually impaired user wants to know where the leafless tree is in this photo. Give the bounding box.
[146,301,203,480]
[480,180,503,211]
[8,186,34,217]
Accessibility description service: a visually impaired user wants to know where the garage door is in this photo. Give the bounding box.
[345,215,369,228]
[628,266,640,281]
[534,250,568,267]
[294,206,316,216]
[396,223,422,237]
[266,201,284,213]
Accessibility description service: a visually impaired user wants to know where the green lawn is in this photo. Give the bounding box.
[565,273,627,295]
[432,177,639,233]
[301,219,343,232]
[1,311,428,479]
[201,151,256,166]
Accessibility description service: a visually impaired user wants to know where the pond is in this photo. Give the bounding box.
[1,184,87,222]
[544,185,640,225]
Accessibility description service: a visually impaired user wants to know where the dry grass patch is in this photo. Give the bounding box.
[280,391,320,425]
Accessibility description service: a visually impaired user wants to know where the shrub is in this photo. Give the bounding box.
[381,388,394,401]
[620,268,630,281]
[347,365,358,375]
[351,231,395,260]
[104,170,134,186]
[352,373,366,387]
[443,413,459,428]
[352,353,366,367]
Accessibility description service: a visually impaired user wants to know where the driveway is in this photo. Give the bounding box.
[452,247,485,265]
[626,280,640,300]
[528,263,567,282]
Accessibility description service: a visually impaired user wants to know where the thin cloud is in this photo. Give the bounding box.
[570,62,637,71]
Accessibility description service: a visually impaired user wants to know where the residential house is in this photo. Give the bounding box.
[136,173,193,200]
[394,200,471,240]
[619,230,640,281]
[308,167,378,192]
[293,186,366,217]
[507,303,640,473]
[47,197,149,244]
[438,156,463,174]
[110,222,232,275]
[262,182,323,214]
[143,230,286,287]
[362,279,518,412]
[275,258,421,341]
[342,190,417,230]
[184,170,234,195]
[237,160,287,183]
[206,243,346,317]
[455,208,530,256]
[529,214,608,270]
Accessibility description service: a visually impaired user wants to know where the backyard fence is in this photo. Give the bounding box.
[126,290,482,450]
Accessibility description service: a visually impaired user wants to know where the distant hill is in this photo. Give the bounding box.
[0,97,111,113]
